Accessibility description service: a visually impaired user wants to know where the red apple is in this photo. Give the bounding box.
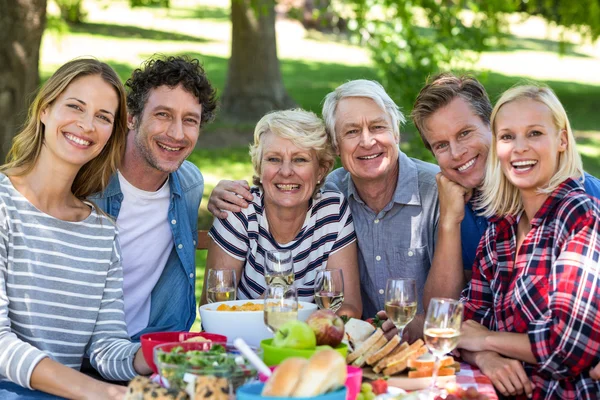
[306,309,345,347]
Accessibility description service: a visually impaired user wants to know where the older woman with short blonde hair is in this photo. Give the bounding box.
[201,109,362,318]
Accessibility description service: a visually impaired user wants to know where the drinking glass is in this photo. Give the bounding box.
[314,269,345,313]
[384,278,417,339]
[263,285,298,333]
[423,297,463,393]
[206,269,237,303]
[264,249,294,287]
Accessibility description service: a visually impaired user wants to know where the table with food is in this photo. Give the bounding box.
[128,296,499,400]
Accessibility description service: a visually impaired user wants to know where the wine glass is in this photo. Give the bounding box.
[384,278,417,339]
[264,249,294,287]
[263,285,298,333]
[314,269,345,313]
[423,297,463,394]
[206,269,237,303]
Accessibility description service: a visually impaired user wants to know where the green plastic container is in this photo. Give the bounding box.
[260,339,348,366]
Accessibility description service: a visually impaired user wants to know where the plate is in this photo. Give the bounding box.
[375,387,410,400]
[388,387,407,395]
[363,367,456,392]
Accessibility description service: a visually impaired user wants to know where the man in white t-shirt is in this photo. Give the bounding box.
[91,56,217,339]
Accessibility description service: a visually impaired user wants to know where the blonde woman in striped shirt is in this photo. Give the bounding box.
[0,59,151,399]
[200,109,362,318]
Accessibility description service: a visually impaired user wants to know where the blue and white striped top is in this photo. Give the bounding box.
[0,174,139,389]
[209,187,356,301]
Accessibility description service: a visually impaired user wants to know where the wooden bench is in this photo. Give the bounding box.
[197,230,210,250]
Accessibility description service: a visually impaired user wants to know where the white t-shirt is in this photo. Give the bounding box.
[117,171,173,337]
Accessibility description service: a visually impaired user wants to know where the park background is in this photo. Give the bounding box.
[3,0,600,327]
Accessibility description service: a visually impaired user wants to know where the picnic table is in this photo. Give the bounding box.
[454,362,498,400]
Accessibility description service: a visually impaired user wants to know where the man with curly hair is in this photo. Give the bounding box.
[91,55,217,339]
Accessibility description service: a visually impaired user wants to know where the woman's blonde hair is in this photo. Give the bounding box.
[249,109,335,195]
[1,58,127,199]
[478,84,583,217]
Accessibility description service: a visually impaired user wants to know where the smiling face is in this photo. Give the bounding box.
[334,97,399,184]
[40,74,119,168]
[131,84,202,173]
[495,97,567,197]
[423,97,491,189]
[260,132,326,213]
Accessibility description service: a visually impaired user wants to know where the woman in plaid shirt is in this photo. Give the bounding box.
[457,85,600,399]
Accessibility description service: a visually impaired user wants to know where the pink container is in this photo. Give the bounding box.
[259,365,362,400]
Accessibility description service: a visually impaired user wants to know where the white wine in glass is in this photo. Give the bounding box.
[206,270,237,303]
[264,285,298,333]
[423,297,463,394]
[314,269,345,312]
[265,250,295,287]
[384,278,417,339]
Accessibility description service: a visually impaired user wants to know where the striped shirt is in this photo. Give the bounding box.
[209,188,356,300]
[462,178,600,399]
[0,174,140,390]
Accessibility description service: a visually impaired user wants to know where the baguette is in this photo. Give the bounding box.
[346,328,384,363]
[366,335,400,366]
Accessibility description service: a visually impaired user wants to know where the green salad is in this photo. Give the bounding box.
[156,344,255,391]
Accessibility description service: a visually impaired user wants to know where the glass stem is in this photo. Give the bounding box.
[429,356,441,390]
[397,326,405,341]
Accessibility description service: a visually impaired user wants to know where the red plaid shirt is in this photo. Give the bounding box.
[462,178,600,399]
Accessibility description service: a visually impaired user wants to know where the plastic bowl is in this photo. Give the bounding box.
[259,339,348,366]
[154,341,263,392]
[140,331,227,374]
[237,382,347,400]
[259,365,361,400]
[199,299,318,347]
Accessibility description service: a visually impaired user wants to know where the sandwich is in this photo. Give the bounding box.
[262,349,347,397]
[344,318,377,351]
[407,354,460,378]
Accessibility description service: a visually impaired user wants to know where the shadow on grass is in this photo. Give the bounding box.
[168,5,229,21]
[489,34,592,59]
[68,22,210,43]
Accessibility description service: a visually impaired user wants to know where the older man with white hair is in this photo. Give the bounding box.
[208,80,440,342]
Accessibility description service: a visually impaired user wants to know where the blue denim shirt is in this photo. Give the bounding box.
[461,172,600,271]
[89,160,203,340]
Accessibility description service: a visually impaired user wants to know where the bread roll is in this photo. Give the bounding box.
[291,349,347,397]
[261,357,308,397]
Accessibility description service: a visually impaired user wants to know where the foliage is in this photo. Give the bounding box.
[520,0,600,41]
[55,0,86,23]
[333,0,600,111]
[339,0,514,110]
[129,0,170,7]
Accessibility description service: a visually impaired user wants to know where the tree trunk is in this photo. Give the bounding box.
[220,0,295,122]
[0,0,47,162]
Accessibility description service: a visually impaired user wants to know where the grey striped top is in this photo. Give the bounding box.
[0,174,140,389]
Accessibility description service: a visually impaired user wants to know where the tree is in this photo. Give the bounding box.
[220,0,295,122]
[0,0,47,161]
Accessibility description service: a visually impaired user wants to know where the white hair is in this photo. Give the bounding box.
[322,79,406,150]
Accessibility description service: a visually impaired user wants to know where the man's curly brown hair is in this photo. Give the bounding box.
[126,55,217,127]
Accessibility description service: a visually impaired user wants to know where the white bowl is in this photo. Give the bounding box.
[199,299,318,347]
